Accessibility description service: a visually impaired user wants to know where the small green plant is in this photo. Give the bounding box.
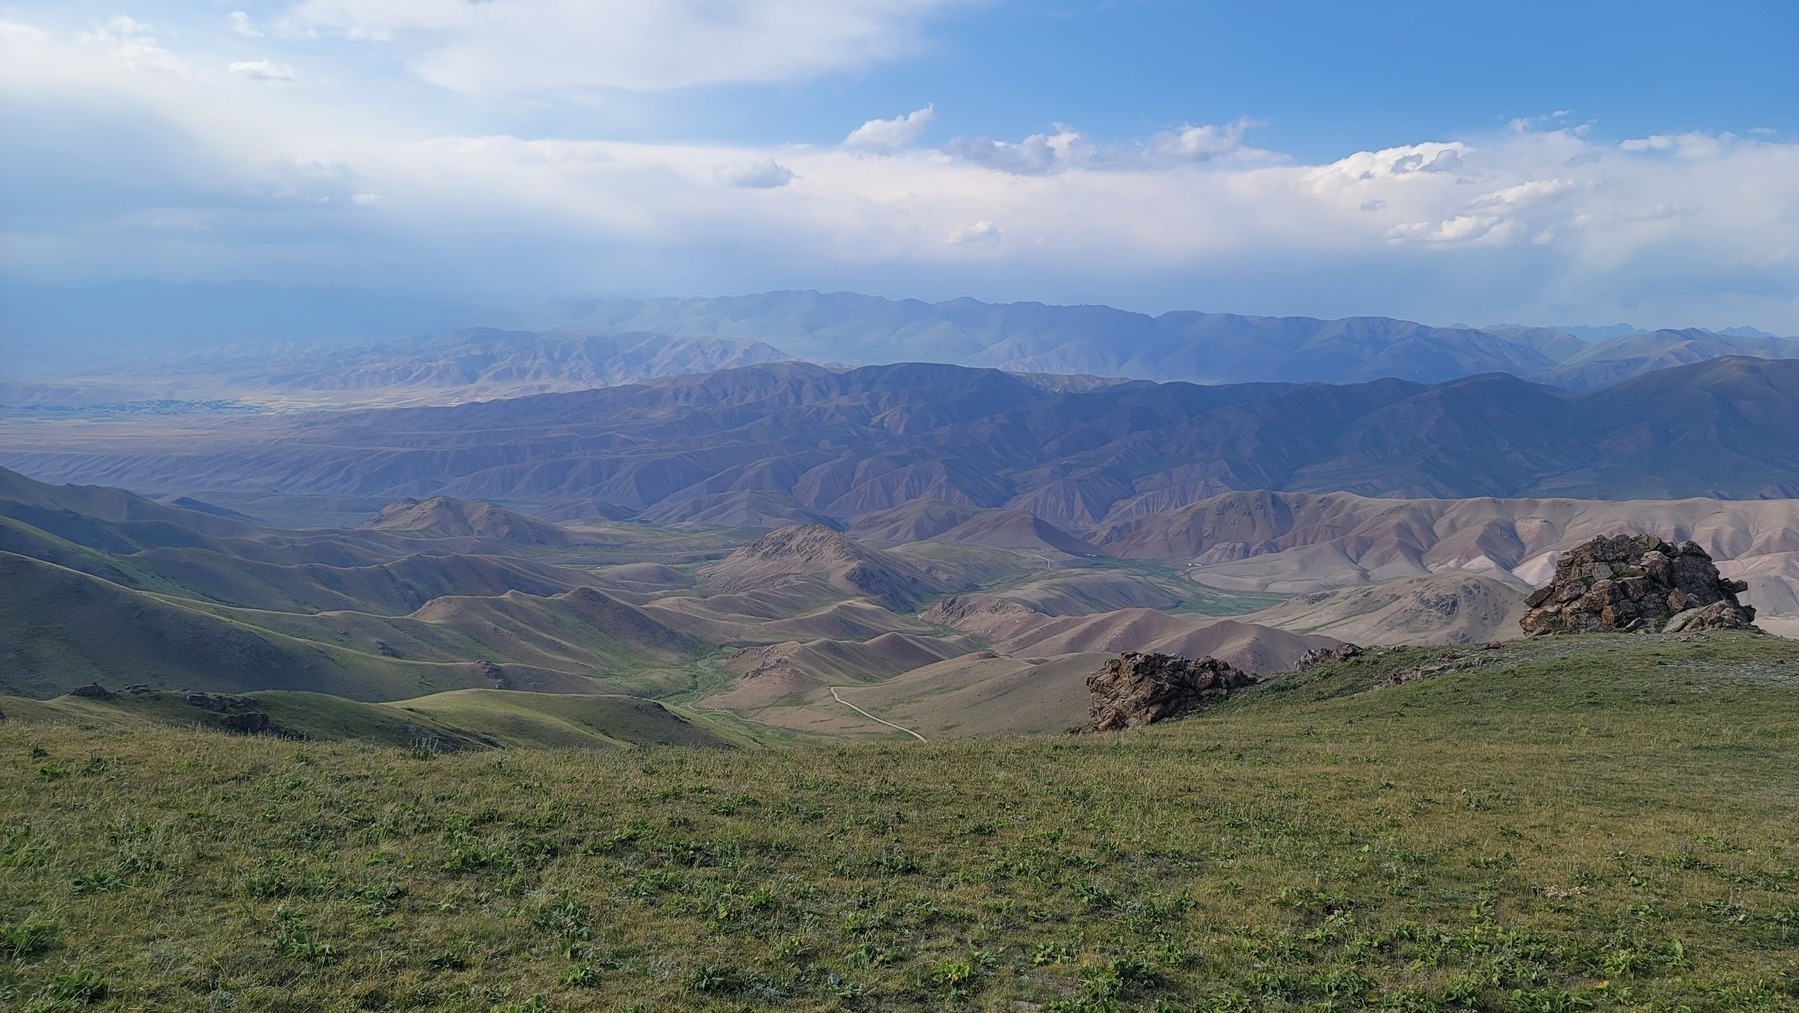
[1505,989,1594,1013]
[71,870,123,894]
[429,944,472,970]
[686,963,741,994]
[848,940,897,967]
[0,921,59,960]
[932,956,975,998]
[559,963,601,987]
[271,908,337,965]
[41,969,108,1004]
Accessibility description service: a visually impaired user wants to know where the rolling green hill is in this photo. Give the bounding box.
[3,630,1796,1011]
[0,687,739,751]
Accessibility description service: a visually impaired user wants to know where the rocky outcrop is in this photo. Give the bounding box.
[1519,534,1756,635]
[1295,643,1366,672]
[1082,651,1255,732]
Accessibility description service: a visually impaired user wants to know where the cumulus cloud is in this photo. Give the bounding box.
[229,59,295,83]
[843,104,936,154]
[715,159,796,189]
[292,0,967,94]
[947,220,1001,246]
[5,13,1799,333]
[945,117,1272,175]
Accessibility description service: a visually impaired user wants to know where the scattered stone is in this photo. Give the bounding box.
[1384,655,1498,688]
[1519,534,1756,636]
[1295,643,1365,672]
[183,692,258,713]
[1665,601,1760,634]
[217,712,275,734]
[67,682,115,700]
[479,660,509,688]
[1081,651,1255,732]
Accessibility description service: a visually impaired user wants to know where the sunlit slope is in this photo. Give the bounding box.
[0,687,738,750]
[3,630,1796,1009]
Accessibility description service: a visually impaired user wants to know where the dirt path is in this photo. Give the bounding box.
[829,686,927,742]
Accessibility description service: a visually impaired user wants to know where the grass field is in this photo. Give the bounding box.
[3,631,1797,1011]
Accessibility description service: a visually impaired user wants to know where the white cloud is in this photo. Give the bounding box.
[351,192,381,205]
[0,20,48,47]
[844,104,936,154]
[229,59,296,83]
[76,15,186,74]
[947,220,1001,246]
[5,15,1799,333]
[227,10,263,37]
[1619,132,1731,159]
[715,159,796,189]
[291,0,969,94]
[945,117,1273,175]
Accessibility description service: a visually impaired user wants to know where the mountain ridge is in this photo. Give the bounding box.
[10,357,1797,515]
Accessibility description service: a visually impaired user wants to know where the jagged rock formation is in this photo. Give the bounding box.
[1082,651,1255,732]
[1519,534,1756,635]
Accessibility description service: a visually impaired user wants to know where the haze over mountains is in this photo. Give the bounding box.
[6,280,1799,410]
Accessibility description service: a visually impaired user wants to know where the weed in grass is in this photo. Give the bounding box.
[270,907,338,965]
[38,969,108,1005]
[0,921,60,960]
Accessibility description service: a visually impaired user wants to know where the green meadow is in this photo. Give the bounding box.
[3,631,1797,1011]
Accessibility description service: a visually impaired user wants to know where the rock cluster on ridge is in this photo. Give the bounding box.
[1295,643,1367,672]
[1081,651,1255,732]
[1518,534,1756,636]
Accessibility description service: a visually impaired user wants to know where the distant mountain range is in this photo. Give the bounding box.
[7,280,1799,402]
[504,291,1799,389]
[9,356,1799,517]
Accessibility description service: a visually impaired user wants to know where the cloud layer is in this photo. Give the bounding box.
[2,7,1797,333]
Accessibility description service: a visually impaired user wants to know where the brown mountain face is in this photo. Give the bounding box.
[7,358,1799,521]
[704,524,952,613]
[363,496,571,545]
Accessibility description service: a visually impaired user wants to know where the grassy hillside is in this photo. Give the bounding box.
[3,631,1796,1011]
[0,687,743,752]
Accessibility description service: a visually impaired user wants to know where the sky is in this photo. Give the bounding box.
[3,0,1798,331]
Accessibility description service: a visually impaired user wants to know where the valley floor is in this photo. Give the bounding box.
[4,632,1797,1011]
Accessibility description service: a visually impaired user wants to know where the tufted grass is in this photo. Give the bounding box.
[2,631,1797,1011]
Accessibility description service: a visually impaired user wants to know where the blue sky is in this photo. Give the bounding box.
[3,0,1798,330]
